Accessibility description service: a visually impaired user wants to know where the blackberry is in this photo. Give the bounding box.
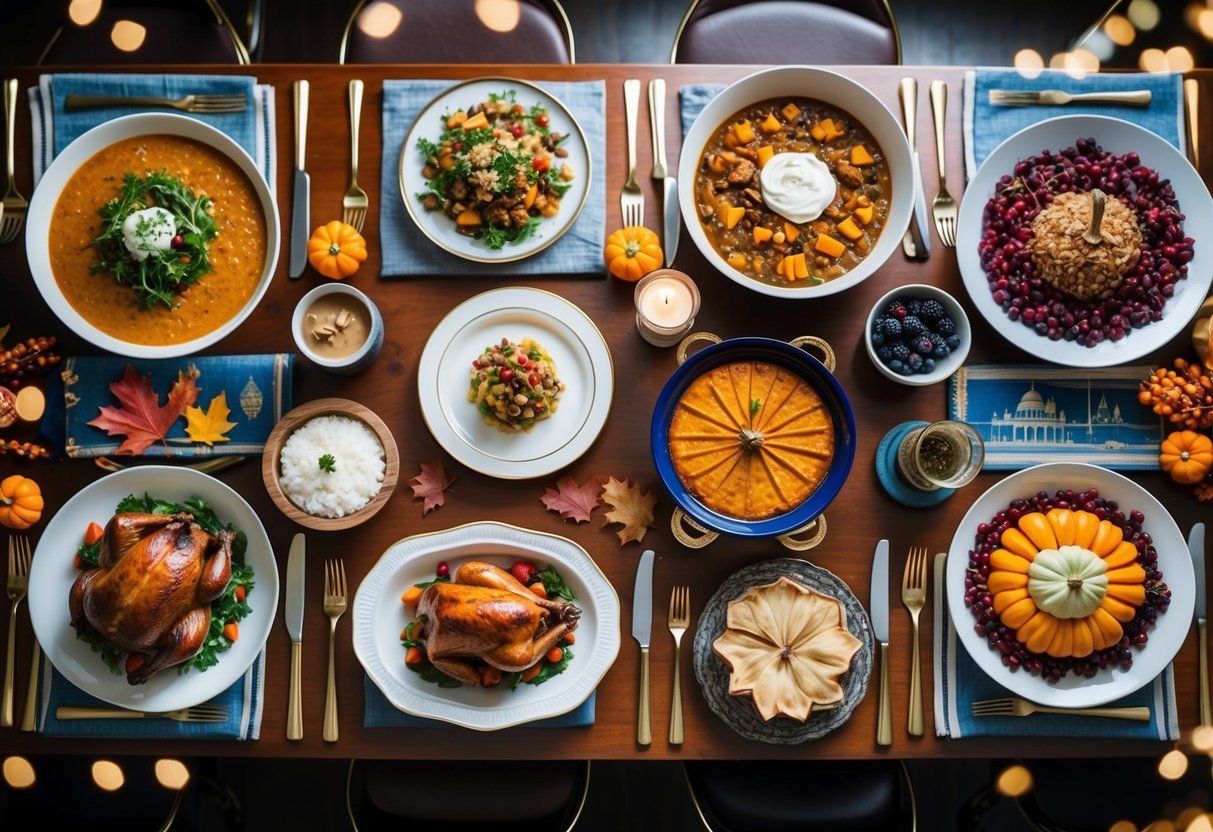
[884,301,908,320]
[906,352,924,371]
[919,300,946,323]
[936,316,957,336]
[946,334,962,351]
[901,315,928,337]
[876,345,894,362]
[889,342,911,362]
[921,357,937,374]
[895,361,914,376]
[931,342,951,360]
[906,299,924,316]
[871,329,885,347]
[912,335,934,355]
[881,317,903,339]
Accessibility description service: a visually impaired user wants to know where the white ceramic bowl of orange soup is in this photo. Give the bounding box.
[26,113,280,358]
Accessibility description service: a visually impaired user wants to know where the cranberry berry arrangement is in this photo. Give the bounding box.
[979,138,1194,348]
[964,488,1170,682]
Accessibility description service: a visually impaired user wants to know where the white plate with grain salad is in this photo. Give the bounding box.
[400,77,592,263]
[418,286,613,479]
[352,521,621,730]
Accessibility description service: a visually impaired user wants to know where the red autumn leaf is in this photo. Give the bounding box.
[411,459,455,515]
[540,476,604,523]
[87,364,201,456]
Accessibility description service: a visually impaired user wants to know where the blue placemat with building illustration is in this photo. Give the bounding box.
[948,364,1165,470]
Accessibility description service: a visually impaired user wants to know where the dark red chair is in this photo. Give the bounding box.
[37,0,258,65]
[339,0,574,64]
[671,0,900,65]
[684,759,916,831]
[345,759,590,831]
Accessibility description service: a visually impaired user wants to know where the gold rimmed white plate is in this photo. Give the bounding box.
[399,77,591,263]
[417,287,612,480]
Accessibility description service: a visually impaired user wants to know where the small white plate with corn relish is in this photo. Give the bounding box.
[417,287,612,480]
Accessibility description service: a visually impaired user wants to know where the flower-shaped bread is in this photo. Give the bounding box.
[712,576,862,722]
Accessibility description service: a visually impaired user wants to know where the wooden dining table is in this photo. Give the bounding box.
[0,62,1209,761]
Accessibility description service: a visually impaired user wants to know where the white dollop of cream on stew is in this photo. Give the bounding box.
[758,152,837,224]
[121,206,176,261]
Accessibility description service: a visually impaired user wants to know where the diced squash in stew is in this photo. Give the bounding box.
[783,222,801,243]
[753,226,774,244]
[756,145,775,168]
[837,217,863,241]
[854,205,875,225]
[781,102,801,121]
[850,145,875,166]
[732,119,756,144]
[814,234,846,258]
[760,112,782,134]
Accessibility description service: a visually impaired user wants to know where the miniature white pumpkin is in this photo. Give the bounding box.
[1027,545,1109,620]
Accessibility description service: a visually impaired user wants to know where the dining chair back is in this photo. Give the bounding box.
[37,0,257,65]
[339,0,574,64]
[684,759,915,831]
[670,0,900,64]
[346,758,590,831]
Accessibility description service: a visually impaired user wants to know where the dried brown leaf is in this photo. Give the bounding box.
[600,476,657,546]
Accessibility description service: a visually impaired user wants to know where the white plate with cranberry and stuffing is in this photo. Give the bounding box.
[956,115,1213,368]
[945,462,1191,708]
[351,521,620,730]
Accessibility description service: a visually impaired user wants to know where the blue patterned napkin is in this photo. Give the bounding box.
[679,84,725,139]
[932,555,1178,740]
[963,69,1184,181]
[52,354,293,458]
[28,72,276,185]
[364,677,595,728]
[37,657,265,740]
[379,79,606,277]
[947,364,1166,471]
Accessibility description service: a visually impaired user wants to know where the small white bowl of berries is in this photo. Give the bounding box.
[865,284,970,386]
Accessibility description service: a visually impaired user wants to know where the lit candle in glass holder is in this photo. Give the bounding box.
[634,269,700,347]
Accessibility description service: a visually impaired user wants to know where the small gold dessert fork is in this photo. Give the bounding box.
[901,546,928,736]
[323,558,348,743]
[667,586,690,745]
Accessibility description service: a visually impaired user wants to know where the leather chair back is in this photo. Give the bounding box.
[340,0,574,64]
[672,0,900,65]
[38,0,250,65]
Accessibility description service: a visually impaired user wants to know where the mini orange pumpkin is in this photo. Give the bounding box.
[307,221,368,280]
[0,475,43,530]
[604,226,663,281]
[1160,429,1213,485]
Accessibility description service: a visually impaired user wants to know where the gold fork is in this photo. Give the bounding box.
[0,79,28,246]
[322,558,348,743]
[342,80,369,233]
[928,80,957,248]
[1,534,30,726]
[971,697,1150,722]
[63,93,248,114]
[14,537,38,732]
[620,79,644,227]
[667,586,690,745]
[901,546,928,736]
[56,703,230,723]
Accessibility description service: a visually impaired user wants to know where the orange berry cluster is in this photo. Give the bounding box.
[1138,358,1213,430]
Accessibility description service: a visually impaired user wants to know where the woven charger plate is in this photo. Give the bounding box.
[692,558,874,744]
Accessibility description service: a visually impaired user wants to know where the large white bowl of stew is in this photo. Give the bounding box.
[26,113,280,359]
[679,66,913,298]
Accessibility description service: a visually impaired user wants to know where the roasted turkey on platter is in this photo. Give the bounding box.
[417,561,580,686]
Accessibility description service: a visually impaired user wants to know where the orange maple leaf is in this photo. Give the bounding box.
[600,476,657,545]
[539,476,604,523]
[87,364,201,455]
[410,459,455,515]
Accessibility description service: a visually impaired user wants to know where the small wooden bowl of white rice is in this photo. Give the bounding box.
[262,398,400,530]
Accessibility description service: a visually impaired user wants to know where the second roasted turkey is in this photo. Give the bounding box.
[417,561,580,686]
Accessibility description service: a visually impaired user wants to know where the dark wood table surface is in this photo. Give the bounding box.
[1,63,1209,760]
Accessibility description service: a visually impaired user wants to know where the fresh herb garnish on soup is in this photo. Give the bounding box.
[72,493,254,680]
[91,171,219,309]
[416,89,575,250]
